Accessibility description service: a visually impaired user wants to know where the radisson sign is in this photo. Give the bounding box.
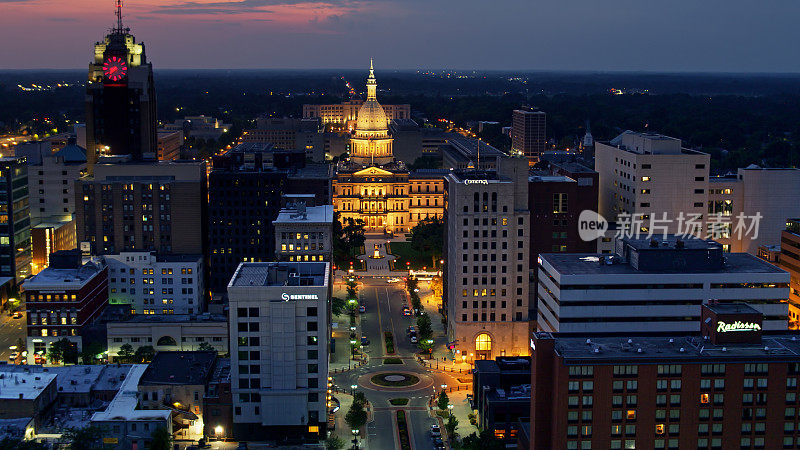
[716,320,761,333]
[281,293,319,301]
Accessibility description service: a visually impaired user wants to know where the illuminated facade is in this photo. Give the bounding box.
[85,1,157,171]
[332,62,445,235]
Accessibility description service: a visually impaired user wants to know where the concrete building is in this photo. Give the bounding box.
[75,159,207,256]
[90,364,172,450]
[303,100,410,129]
[23,250,108,364]
[203,357,232,441]
[511,107,546,164]
[15,139,87,222]
[227,262,329,441]
[780,219,800,328]
[526,305,800,450]
[0,370,57,429]
[388,119,453,165]
[274,203,334,262]
[596,131,710,234]
[107,313,228,360]
[536,235,790,334]
[244,117,325,162]
[156,129,182,161]
[138,351,217,441]
[163,115,230,142]
[442,136,507,171]
[102,252,203,315]
[31,220,76,275]
[0,157,31,284]
[708,166,800,254]
[444,156,531,362]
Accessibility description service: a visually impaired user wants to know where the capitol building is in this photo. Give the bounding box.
[332,61,445,235]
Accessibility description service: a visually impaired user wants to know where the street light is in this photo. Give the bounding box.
[351,428,359,449]
[351,384,358,395]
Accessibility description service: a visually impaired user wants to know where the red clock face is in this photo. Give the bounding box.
[103,56,128,82]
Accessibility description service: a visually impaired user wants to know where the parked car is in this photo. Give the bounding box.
[387,277,401,283]
[358,305,366,313]
[433,436,445,449]
[430,424,441,437]
[361,336,370,346]
[410,335,418,344]
[407,326,417,335]
[8,352,18,361]
[402,307,412,316]
[11,312,21,319]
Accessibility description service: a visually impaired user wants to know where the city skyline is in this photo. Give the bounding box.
[1,0,800,72]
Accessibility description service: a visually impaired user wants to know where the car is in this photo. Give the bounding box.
[410,335,418,344]
[11,312,21,319]
[361,336,370,345]
[407,326,417,335]
[387,277,401,283]
[8,352,18,361]
[430,424,441,437]
[402,307,412,316]
[358,305,366,313]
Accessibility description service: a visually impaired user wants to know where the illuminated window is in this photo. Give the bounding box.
[475,333,492,351]
[642,176,650,181]
[627,410,636,420]
[700,394,710,404]
[655,424,665,435]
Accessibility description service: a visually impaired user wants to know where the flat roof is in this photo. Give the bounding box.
[545,332,800,364]
[22,262,104,289]
[705,303,761,315]
[229,262,329,288]
[140,351,216,386]
[0,371,56,399]
[529,174,574,183]
[91,364,171,422]
[540,252,786,276]
[274,205,333,224]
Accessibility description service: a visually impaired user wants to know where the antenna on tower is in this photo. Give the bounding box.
[476,137,481,169]
[115,0,124,33]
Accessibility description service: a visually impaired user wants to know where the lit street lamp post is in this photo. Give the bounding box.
[351,428,359,449]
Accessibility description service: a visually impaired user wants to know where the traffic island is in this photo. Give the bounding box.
[371,373,420,387]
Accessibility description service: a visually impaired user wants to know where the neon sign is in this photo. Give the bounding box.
[716,320,761,333]
[281,293,319,301]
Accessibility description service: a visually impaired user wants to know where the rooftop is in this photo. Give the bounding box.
[0,371,56,399]
[140,351,216,386]
[91,364,171,422]
[529,173,574,183]
[274,204,333,225]
[540,252,786,276]
[543,332,800,364]
[229,261,329,288]
[704,302,762,315]
[23,261,105,289]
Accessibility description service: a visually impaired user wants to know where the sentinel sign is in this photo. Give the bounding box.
[281,293,319,301]
[717,321,761,333]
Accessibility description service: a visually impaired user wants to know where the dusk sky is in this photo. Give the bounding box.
[1,0,799,72]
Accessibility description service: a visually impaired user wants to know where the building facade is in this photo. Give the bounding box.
[23,250,108,364]
[244,117,324,162]
[596,131,710,234]
[537,235,790,334]
[302,101,410,129]
[103,252,204,315]
[0,157,31,284]
[511,108,546,164]
[107,313,228,360]
[274,204,334,262]
[780,219,800,328]
[75,160,207,256]
[444,157,531,362]
[156,129,182,161]
[527,305,800,450]
[31,220,77,275]
[85,10,156,171]
[227,262,329,441]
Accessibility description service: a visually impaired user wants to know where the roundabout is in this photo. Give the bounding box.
[358,370,434,392]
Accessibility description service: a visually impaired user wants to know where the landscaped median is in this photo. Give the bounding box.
[384,331,395,354]
[396,410,412,450]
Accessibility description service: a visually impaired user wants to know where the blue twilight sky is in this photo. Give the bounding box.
[0,0,798,72]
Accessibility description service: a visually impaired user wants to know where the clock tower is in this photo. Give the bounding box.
[85,0,157,172]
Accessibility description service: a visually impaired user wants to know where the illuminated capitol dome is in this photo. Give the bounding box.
[349,59,394,166]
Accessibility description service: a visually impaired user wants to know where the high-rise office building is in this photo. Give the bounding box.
[85,1,157,171]
[227,262,329,441]
[536,235,789,334]
[444,156,531,362]
[780,219,800,328]
[511,108,546,164]
[595,131,710,233]
[75,160,207,256]
[274,203,334,263]
[0,157,32,284]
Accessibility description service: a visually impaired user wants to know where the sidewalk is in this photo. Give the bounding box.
[329,310,368,373]
[439,391,478,442]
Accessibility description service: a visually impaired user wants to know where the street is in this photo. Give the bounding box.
[0,310,26,363]
[331,272,471,450]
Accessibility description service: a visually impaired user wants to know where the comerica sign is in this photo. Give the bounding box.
[281,293,319,301]
[716,320,762,333]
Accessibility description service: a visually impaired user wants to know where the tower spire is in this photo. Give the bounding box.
[115,0,124,33]
[366,59,377,100]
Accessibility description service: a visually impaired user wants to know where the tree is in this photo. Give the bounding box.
[134,346,156,363]
[353,391,367,408]
[198,342,216,353]
[0,437,47,450]
[63,426,103,450]
[458,430,504,450]
[117,343,134,363]
[325,435,345,450]
[416,314,433,340]
[437,390,449,412]
[345,399,367,431]
[409,218,444,267]
[445,414,459,441]
[331,297,347,316]
[80,341,106,365]
[149,427,172,450]
[430,276,443,300]
[49,339,78,365]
